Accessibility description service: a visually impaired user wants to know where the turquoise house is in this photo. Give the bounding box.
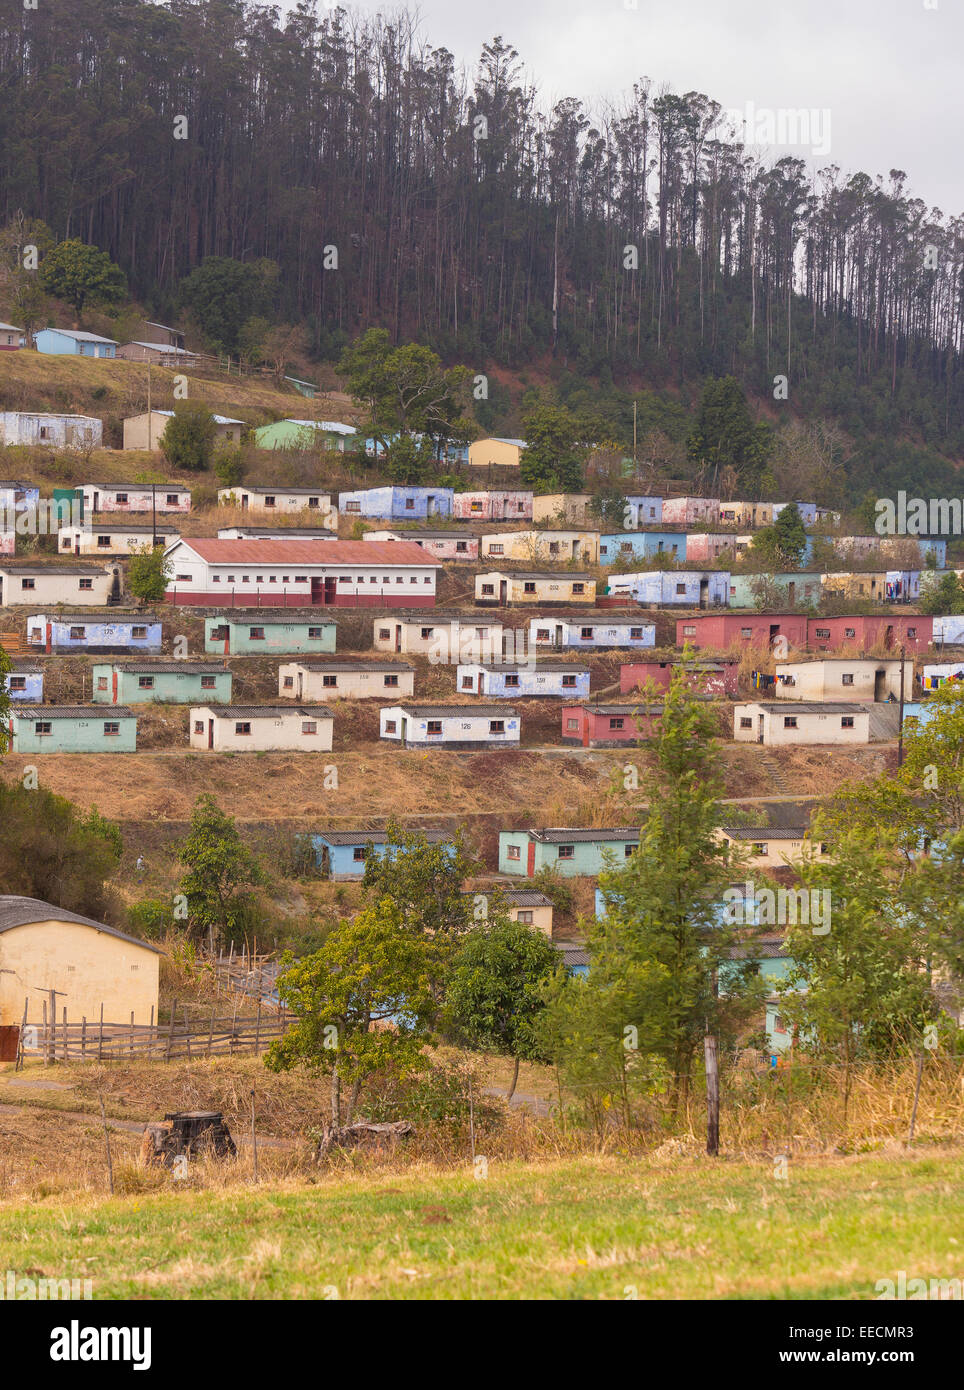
[9,704,137,752]
[728,572,823,609]
[92,662,232,705]
[205,612,337,655]
[34,328,117,358]
[307,829,455,880]
[252,419,356,451]
[499,827,639,877]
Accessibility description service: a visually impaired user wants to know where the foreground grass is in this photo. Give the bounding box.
[1,1151,961,1299]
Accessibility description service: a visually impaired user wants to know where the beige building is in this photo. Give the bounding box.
[821,571,887,601]
[733,701,871,745]
[0,563,116,607]
[279,661,415,700]
[480,530,600,564]
[59,524,179,556]
[217,486,336,523]
[715,827,827,870]
[774,658,913,703]
[475,571,596,605]
[190,704,334,751]
[0,896,160,1028]
[718,500,774,528]
[373,612,506,661]
[467,437,526,469]
[530,494,594,525]
[470,887,554,935]
[123,410,242,450]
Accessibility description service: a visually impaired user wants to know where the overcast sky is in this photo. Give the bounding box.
[305,0,963,216]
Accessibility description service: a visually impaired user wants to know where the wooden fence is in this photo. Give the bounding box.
[17,1003,292,1065]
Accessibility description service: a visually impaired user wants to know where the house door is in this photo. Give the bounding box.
[241,494,248,510]
[699,578,709,609]
[394,625,402,653]
[400,717,408,744]
[874,668,887,701]
[769,624,780,648]
[311,577,324,605]
[426,495,436,516]
[555,624,563,649]
[111,568,121,602]
[499,580,507,605]
[74,537,81,555]
[92,492,99,512]
[208,719,215,749]
[757,714,765,744]
[297,670,304,699]
[526,842,536,877]
[324,577,336,604]
[788,582,796,604]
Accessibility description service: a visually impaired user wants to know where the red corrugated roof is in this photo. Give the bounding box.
[177,539,442,566]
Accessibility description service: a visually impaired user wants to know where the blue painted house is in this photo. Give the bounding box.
[598,531,687,563]
[607,570,730,607]
[307,829,455,880]
[338,486,454,521]
[457,663,591,698]
[364,433,468,464]
[528,616,656,651]
[622,497,664,528]
[499,827,640,877]
[4,665,43,701]
[34,328,117,358]
[8,704,137,753]
[27,612,162,654]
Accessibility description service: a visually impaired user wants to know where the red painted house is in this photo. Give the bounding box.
[806,615,932,653]
[561,702,663,747]
[163,538,442,608]
[676,613,809,652]
[620,659,740,698]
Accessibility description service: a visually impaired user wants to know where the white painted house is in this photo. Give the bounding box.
[733,701,871,745]
[81,483,192,514]
[527,616,656,650]
[773,658,913,703]
[59,523,179,556]
[190,704,334,751]
[217,486,337,524]
[0,563,117,607]
[0,413,102,448]
[456,663,591,698]
[380,703,521,749]
[278,661,416,700]
[373,612,506,660]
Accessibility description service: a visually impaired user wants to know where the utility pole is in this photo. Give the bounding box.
[152,482,158,549]
[146,359,152,448]
[633,399,637,465]
[897,643,907,767]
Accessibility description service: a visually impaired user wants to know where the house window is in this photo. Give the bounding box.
[426,720,443,735]
[490,544,504,555]
[116,493,128,505]
[62,537,72,549]
[572,583,585,594]
[405,499,415,510]
[566,718,579,729]
[751,842,768,856]
[322,675,337,687]
[378,628,390,640]
[481,584,495,595]
[557,845,574,859]
[630,628,643,639]
[384,674,399,687]
[471,502,483,513]
[841,673,854,685]
[103,722,120,736]
[132,627,147,639]
[201,675,216,689]
[308,498,319,508]
[845,628,856,639]
[97,536,111,547]
[345,502,361,513]
[175,574,190,582]
[624,844,634,857]
[580,628,594,640]
[462,676,473,689]
[548,542,559,555]
[302,721,318,734]
[814,627,830,639]
[421,628,434,639]
[907,627,917,638]
[295,576,308,584]
[264,496,276,507]
[456,542,467,552]
[524,582,536,594]
[740,628,752,639]
[69,627,85,639]
[384,720,397,733]
[352,846,368,861]
[683,625,696,636]
[283,676,294,688]
[536,629,550,641]
[740,717,753,729]
[518,910,533,924]
[211,625,229,640]
[784,716,798,728]
[138,676,155,689]
[166,495,178,506]
[194,721,204,733]
[35,721,52,735]
[841,716,855,728]
[235,722,252,735]
[9,676,25,690]
[489,721,505,734]
[504,674,519,687]
[20,578,34,590]
[507,844,521,860]
[249,627,265,640]
[308,628,324,639]
[676,583,686,595]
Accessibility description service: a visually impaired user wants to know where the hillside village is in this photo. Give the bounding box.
[1,321,962,1064]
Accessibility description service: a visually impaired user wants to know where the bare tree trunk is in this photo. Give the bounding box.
[506,1054,521,1104]
[330,1065,341,1126]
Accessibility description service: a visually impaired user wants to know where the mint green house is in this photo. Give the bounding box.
[727,572,823,609]
[9,705,137,753]
[92,662,232,705]
[205,613,337,655]
[499,827,640,877]
[252,419,357,451]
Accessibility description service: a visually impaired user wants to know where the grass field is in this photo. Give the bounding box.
[1,1150,961,1299]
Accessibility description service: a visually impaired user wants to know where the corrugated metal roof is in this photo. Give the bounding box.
[41,329,117,343]
[575,703,663,715]
[390,704,520,717]
[34,611,160,621]
[470,663,590,672]
[108,662,228,674]
[482,570,594,580]
[234,485,334,496]
[0,565,111,575]
[210,612,337,626]
[293,661,415,672]
[197,705,335,718]
[0,895,161,952]
[220,527,337,538]
[747,702,873,714]
[180,539,440,565]
[13,704,136,718]
[719,827,810,840]
[314,829,451,846]
[524,828,640,844]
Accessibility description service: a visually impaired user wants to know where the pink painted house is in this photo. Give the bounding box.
[676,613,809,652]
[452,491,533,522]
[620,659,740,698]
[661,497,720,526]
[807,615,932,654]
[561,702,663,747]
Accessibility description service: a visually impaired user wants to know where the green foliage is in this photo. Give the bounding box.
[39,238,126,316]
[126,544,173,603]
[160,401,218,472]
[127,898,175,940]
[339,329,472,451]
[177,795,267,947]
[382,432,438,485]
[687,377,773,492]
[213,448,245,488]
[0,784,122,920]
[918,570,964,616]
[265,899,436,1124]
[519,401,586,491]
[177,256,278,355]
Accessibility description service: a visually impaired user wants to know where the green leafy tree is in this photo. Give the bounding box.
[177,795,267,948]
[339,329,472,453]
[519,402,587,491]
[39,238,126,317]
[214,448,245,488]
[595,664,762,1110]
[126,544,173,603]
[160,402,218,472]
[918,570,964,616]
[383,432,438,485]
[0,784,122,920]
[265,900,435,1130]
[687,377,773,492]
[177,256,278,355]
[442,911,560,1100]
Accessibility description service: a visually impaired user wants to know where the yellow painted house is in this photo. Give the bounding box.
[468,437,527,469]
[480,529,600,564]
[0,896,161,1028]
[475,570,596,605]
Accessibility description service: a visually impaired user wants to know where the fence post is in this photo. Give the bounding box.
[62,1006,67,1063]
[42,998,48,1066]
[81,1017,87,1062]
[165,998,177,1061]
[98,1002,104,1061]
